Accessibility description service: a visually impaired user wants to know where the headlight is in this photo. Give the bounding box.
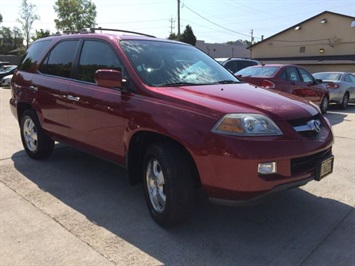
[211,114,282,136]
[309,100,321,112]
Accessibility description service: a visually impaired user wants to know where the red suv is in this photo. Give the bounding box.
[10,29,334,226]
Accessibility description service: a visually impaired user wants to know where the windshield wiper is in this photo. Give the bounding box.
[216,80,239,84]
[157,82,198,87]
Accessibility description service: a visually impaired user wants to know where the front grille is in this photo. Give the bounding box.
[291,148,332,176]
[288,114,321,127]
[288,114,322,139]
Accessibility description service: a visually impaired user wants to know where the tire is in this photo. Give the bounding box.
[143,142,195,227]
[339,92,349,110]
[320,96,329,114]
[20,110,55,159]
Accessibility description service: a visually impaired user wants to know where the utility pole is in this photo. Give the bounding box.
[250,29,254,44]
[169,17,175,35]
[177,0,181,40]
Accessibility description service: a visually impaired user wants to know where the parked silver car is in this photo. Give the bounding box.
[1,74,13,86]
[313,72,355,109]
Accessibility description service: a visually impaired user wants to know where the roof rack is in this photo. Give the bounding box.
[62,29,81,34]
[89,27,156,38]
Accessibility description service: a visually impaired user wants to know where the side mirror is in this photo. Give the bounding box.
[315,78,323,84]
[95,69,122,88]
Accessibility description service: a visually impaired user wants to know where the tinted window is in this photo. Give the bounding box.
[237,61,258,70]
[77,40,122,83]
[18,40,52,72]
[225,60,257,73]
[224,61,237,73]
[39,40,79,78]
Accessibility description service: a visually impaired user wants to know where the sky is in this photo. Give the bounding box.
[1,0,355,43]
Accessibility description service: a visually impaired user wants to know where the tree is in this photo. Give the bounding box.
[32,29,51,42]
[0,27,24,54]
[167,33,178,41]
[0,13,3,24]
[180,25,196,46]
[226,40,253,46]
[17,0,40,48]
[54,0,97,32]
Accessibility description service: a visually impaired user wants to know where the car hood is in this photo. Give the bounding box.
[155,83,319,120]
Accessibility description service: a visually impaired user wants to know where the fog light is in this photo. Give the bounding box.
[258,162,277,174]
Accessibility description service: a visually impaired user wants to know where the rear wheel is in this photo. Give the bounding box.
[20,110,54,159]
[339,92,349,110]
[320,96,329,114]
[143,142,195,227]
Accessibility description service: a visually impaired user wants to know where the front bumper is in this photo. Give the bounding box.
[193,123,334,204]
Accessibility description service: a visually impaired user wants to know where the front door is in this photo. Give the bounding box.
[67,40,127,162]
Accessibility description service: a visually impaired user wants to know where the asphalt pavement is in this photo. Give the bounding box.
[1,86,354,265]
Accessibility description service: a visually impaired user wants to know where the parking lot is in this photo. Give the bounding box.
[1,86,354,265]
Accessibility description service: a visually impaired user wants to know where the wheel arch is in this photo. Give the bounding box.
[127,131,201,188]
[17,102,34,122]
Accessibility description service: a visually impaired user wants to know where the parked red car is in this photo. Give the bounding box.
[235,64,330,113]
[10,30,334,226]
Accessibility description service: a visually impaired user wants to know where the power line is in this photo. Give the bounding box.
[183,4,253,39]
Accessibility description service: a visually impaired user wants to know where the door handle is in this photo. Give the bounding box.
[29,86,38,91]
[67,95,80,102]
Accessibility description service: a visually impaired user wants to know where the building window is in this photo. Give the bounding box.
[300,47,306,53]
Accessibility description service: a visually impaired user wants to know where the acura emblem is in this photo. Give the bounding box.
[307,120,321,132]
[313,120,321,132]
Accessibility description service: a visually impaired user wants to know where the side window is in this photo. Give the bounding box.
[238,61,257,71]
[280,69,288,80]
[287,67,300,81]
[39,40,79,78]
[224,61,237,73]
[77,40,122,83]
[345,74,355,83]
[298,68,313,83]
[18,40,52,72]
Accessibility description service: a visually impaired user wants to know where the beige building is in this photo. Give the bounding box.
[249,11,355,73]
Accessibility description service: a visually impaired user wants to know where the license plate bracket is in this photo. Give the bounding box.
[315,155,334,181]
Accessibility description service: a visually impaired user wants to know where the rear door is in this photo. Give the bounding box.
[297,67,324,104]
[67,39,127,162]
[344,74,355,101]
[33,40,80,138]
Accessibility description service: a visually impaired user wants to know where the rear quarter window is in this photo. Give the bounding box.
[18,40,52,72]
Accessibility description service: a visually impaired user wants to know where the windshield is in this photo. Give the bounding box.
[120,40,238,87]
[313,72,341,81]
[236,66,279,77]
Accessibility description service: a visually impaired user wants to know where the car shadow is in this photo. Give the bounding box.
[324,103,355,126]
[9,146,353,265]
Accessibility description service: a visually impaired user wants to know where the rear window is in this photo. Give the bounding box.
[313,73,341,81]
[236,66,279,77]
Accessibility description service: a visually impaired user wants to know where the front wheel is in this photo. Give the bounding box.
[20,110,55,159]
[143,142,195,227]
